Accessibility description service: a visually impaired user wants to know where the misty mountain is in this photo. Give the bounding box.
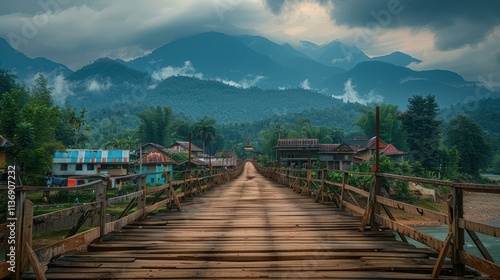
[126,32,304,88]
[322,61,487,108]
[65,58,149,113]
[296,40,370,70]
[371,51,422,67]
[0,37,72,80]
[147,76,344,123]
[236,35,344,86]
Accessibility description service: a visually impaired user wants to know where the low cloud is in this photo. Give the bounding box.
[300,79,311,90]
[25,72,74,104]
[151,61,203,81]
[332,79,384,105]
[87,79,112,92]
[51,74,74,104]
[217,75,265,88]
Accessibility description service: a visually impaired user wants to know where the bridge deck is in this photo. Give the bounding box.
[39,163,480,279]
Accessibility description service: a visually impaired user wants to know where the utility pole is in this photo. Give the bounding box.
[139,129,143,174]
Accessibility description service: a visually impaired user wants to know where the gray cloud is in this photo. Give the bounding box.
[328,0,500,51]
[264,0,287,14]
[262,0,500,51]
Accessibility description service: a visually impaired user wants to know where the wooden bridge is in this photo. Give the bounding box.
[1,162,499,279]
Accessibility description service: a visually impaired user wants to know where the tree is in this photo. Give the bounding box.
[137,106,173,146]
[445,114,491,178]
[399,95,441,171]
[0,68,18,98]
[353,104,407,150]
[193,117,217,154]
[0,89,26,139]
[70,108,90,148]
[492,154,500,174]
[0,78,64,184]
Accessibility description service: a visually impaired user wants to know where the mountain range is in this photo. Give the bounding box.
[0,32,498,124]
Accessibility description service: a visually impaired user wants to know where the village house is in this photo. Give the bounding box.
[52,149,130,177]
[274,138,321,168]
[318,143,356,171]
[135,148,176,185]
[350,136,407,164]
[165,141,203,157]
[0,135,12,173]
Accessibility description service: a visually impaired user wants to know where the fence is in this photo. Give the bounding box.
[255,165,500,279]
[0,162,245,279]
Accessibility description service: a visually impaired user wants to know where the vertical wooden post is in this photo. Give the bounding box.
[95,181,107,242]
[371,175,382,231]
[20,199,34,273]
[340,172,348,211]
[137,175,147,217]
[451,187,465,275]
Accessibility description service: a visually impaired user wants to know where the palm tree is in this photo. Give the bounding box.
[193,117,216,155]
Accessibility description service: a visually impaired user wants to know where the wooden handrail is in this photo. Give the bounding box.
[255,163,500,279]
[1,162,246,279]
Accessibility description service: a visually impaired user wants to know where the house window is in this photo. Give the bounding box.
[87,164,95,171]
[76,164,83,171]
[60,164,68,171]
[150,178,155,184]
[344,155,349,160]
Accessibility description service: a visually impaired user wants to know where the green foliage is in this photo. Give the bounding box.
[445,114,492,178]
[166,152,188,163]
[137,106,173,146]
[438,146,461,180]
[193,116,217,153]
[0,88,26,139]
[400,95,441,171]
[50,190,96,204]
[493,154,500,174]
[0,74,65,184]
[0,69,18,98]
[352,104,407,150]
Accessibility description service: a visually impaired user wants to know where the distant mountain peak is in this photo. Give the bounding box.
[371,51,422,67]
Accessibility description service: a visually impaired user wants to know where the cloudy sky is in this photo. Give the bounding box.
[1,0,499,83]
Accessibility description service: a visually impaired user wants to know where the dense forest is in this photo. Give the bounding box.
[1,67,499,185]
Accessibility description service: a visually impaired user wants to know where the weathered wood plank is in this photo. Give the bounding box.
[36,163,491,280]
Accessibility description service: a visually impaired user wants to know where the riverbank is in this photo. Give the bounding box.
[390,191,500,227]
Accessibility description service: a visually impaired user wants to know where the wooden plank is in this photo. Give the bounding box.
[32,202,100,233]
[374,215,446,252]
[107,190,143,205]
[38,163,490,280]
[145,185,168,195]
[0,262,12,279]
[21,199,34,272]
[376,195,448,224]
[459,218,500,238]
[35,228,101,264]
[26,242,47,280]
[432,232,452,278]
[459,251,500,280]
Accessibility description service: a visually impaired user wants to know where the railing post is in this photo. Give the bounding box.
[340,172,348,211]
[451,186,465,275]
[96,180,107,242]
[371,174,382,231]
[137,174,147,217]
[20,199,34,274]
[166,171,172,207]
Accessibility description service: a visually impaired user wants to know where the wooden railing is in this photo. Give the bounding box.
[255,164,500,279]
[0,162,245,279]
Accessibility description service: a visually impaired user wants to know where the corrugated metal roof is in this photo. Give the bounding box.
[275,138,320,148]
[138,149,176,164]
[53,149,130,163]
[319,144,355,154]
[382,144,406,155]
